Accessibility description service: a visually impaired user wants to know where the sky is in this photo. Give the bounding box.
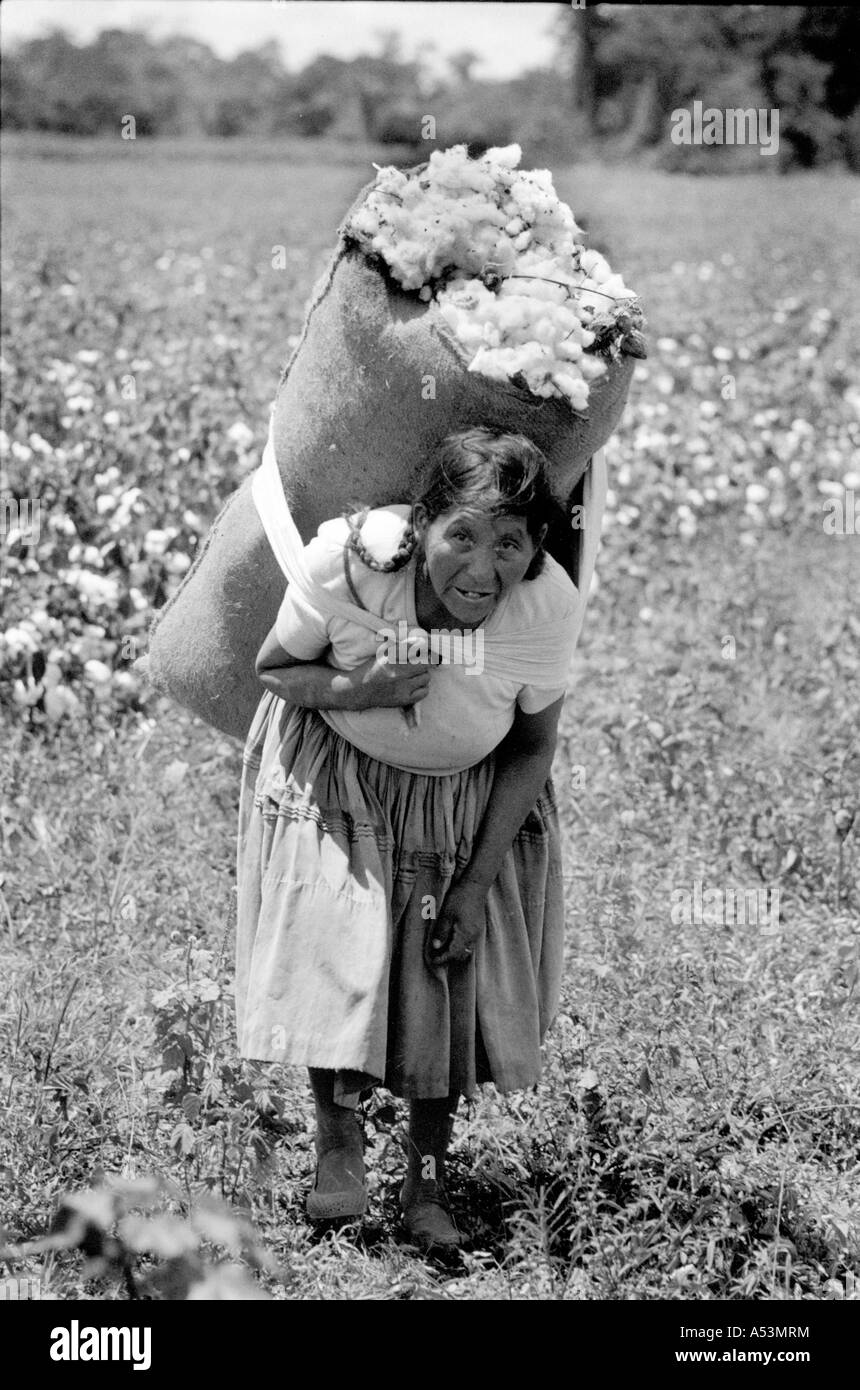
[0,1,562,79]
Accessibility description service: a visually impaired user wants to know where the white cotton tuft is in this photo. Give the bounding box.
[346,144,639,411]
[356,505,413,563]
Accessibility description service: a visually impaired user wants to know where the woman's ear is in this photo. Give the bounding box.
[412,501,429,538]
[524,522,549,581]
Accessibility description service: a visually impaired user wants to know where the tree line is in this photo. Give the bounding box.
[2,6,858,169]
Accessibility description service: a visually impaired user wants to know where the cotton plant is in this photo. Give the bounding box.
[346,143,645,413]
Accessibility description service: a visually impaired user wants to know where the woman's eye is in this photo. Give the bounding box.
[498,539,522,554]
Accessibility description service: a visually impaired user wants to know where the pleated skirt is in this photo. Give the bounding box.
[235,691,565,1102]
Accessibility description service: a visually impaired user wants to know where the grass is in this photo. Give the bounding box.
[1,139,858,1300]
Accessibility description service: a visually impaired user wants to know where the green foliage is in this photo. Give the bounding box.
[0,32,424,144]
[150,943,223,1089]
[556,2,860,169]
[3,10,859,167]
[1,1178,274,1299]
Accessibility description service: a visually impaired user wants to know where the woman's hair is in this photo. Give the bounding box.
[344,427,558,581]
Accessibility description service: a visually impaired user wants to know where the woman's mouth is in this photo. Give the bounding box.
[454,586,494,603]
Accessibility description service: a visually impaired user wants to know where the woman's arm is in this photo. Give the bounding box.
[255,625,431,712]
[426,696,563,966]
[465,696,563,886]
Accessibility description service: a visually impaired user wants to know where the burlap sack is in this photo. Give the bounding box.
[146,175,638,740]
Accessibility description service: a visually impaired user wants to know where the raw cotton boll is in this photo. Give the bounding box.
[577,290,608,315]
[509,178,542,221]
[602,272,632,300]
[558,339,584,362]
[459,238,497,277]
[468,347,513,382]
[526,167,554,192]
[84,659,112,685]
[345,143,643,410]
[449,317,485,350]
[460,201,507,229]
[44,684,81,721]
[374,165,408,198]
[401,180,427,207]
[388,243,425,288]
[495,298,530,334]
[484,144,522,169]
[533,317,558,345]
[553,372,582,399]
[579,249,607,279]
[354,210,377,240]
[498,279,530,300]
[486,239,518,279]
[517,344,556,378]
[553,307,581,336]
[579,355,609,382]
[386,204,414,236]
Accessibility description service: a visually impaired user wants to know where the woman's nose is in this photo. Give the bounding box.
[463,549,497,586]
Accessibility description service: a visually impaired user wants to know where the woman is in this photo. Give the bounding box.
[236,426,583,1250]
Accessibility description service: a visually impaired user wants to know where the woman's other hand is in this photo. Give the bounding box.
[349,655,431,712]
[424,881,489,968]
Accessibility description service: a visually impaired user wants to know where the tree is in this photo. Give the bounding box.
[448,50,479,86]
[553,2,860,165]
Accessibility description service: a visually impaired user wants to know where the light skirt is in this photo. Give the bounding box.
[235,692,565,1102]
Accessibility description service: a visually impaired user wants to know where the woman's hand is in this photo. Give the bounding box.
[424,880,490,969]
[255,627,431,715]
[348,655,431,712]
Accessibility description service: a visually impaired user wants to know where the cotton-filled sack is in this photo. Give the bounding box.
[145,174,638,740]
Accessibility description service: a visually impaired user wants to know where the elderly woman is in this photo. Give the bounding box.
[235,426,595,1251]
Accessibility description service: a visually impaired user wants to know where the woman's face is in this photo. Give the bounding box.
[413,503,545,626]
